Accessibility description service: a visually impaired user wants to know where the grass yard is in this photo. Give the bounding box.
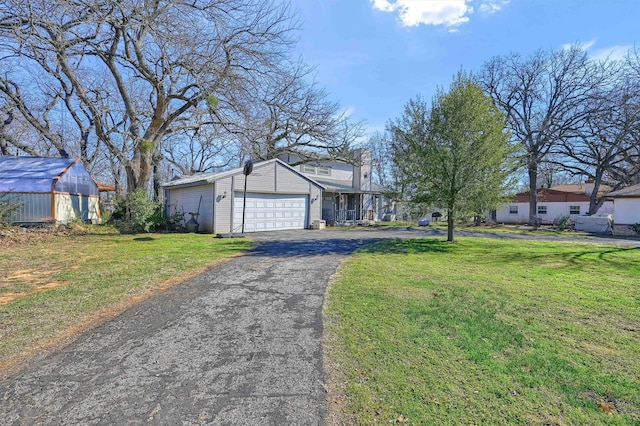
[324,237,640,425]
[0,227,252,370]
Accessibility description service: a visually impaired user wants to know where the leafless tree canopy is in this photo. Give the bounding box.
[0,0,360,193]
[478,46,635,223]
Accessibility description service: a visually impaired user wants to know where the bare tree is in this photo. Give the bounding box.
[161,123,240,176]
[0,0,299,193]
[228,60,363,164]
[478,46,613,224]
[554,74,640,213]
[536,155,576,189]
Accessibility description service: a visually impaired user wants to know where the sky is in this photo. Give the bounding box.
[292,0,640,138]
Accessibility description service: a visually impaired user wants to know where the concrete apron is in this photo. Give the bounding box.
[0,232,387,425]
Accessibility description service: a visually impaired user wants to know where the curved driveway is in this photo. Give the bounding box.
[1,228,638,425]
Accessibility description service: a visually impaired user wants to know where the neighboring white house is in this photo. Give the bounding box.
[606,183,640,236]
[278,148,389,224]
[496,180,613,225]
[163,159,324,234]
[0,156,103,224]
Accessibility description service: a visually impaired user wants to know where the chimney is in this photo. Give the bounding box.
[584,179,595,195]
[352,148,372,191]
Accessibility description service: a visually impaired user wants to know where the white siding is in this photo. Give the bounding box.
[496,200,614,224]
[214,177,233,234]
[244,164,277,192]
[276,163,315,192]
[308,183,323,225]
[297,161,353,181]
[166,184,214,232]
[496,202,529,224]
[613,198,640,225]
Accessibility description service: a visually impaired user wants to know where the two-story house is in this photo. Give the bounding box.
[162,149,389,234]
[279,149,388,225]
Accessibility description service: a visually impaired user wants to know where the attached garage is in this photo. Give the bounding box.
[163,159,324,234]
[234,193,308,232]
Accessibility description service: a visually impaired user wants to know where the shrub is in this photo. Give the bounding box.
[149,205,185,232]
[111,189,159,233]
[630,223,640,236]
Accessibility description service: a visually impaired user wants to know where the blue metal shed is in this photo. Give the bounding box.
[0,157,101,224]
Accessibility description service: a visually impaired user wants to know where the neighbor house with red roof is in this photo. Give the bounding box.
[495,180,613,225]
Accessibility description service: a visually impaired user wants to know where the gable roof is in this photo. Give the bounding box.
[512,188,591,203]
[0,156,82,193]
[162,158,325,190]
[606,183,640,198]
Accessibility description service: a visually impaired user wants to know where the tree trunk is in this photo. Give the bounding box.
[125,149,154,193]
[588,172,604,215]
[528,164,538,226]
[447,209,455,242]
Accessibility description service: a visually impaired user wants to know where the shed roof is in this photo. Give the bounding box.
[0,156,83,193]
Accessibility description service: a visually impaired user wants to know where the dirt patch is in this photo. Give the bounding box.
[0,265,82,305]
[0,280,71,305]
[582,390,640,421]
[0,225,91,248]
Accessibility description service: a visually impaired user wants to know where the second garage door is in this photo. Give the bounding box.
[233,193,308,232]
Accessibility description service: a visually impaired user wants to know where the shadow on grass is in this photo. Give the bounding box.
[350,236,640,272]
[133,236,155,242]
[359,238,456,255]
[461,241,640,270]
[566,246,640,269]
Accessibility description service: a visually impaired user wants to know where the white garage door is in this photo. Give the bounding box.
[234,193,308,232]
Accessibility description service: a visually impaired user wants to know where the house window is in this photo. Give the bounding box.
[301,164,316,174]
[317,166,331,176]
[569,205,580,215]
[537,205,547,215]
[509,206,518,214]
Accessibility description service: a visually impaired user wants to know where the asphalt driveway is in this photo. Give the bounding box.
[1,227,637,425]
[0,229,398,425]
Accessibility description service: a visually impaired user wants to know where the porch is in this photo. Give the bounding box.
[321,192,381,224]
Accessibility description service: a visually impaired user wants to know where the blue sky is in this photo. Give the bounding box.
[293,0,640,137]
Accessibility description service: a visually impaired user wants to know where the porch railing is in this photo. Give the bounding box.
[335,209,357,222]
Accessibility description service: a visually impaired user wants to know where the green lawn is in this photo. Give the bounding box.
[324,237,640,425]
[0,228,252,368]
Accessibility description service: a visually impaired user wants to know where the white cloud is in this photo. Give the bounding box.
[370,0,509,28]
[562,40,631,62]
[562,39,597,51]
[590,45,631,62]
[371,0,472,28]
[479,0,509,14]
